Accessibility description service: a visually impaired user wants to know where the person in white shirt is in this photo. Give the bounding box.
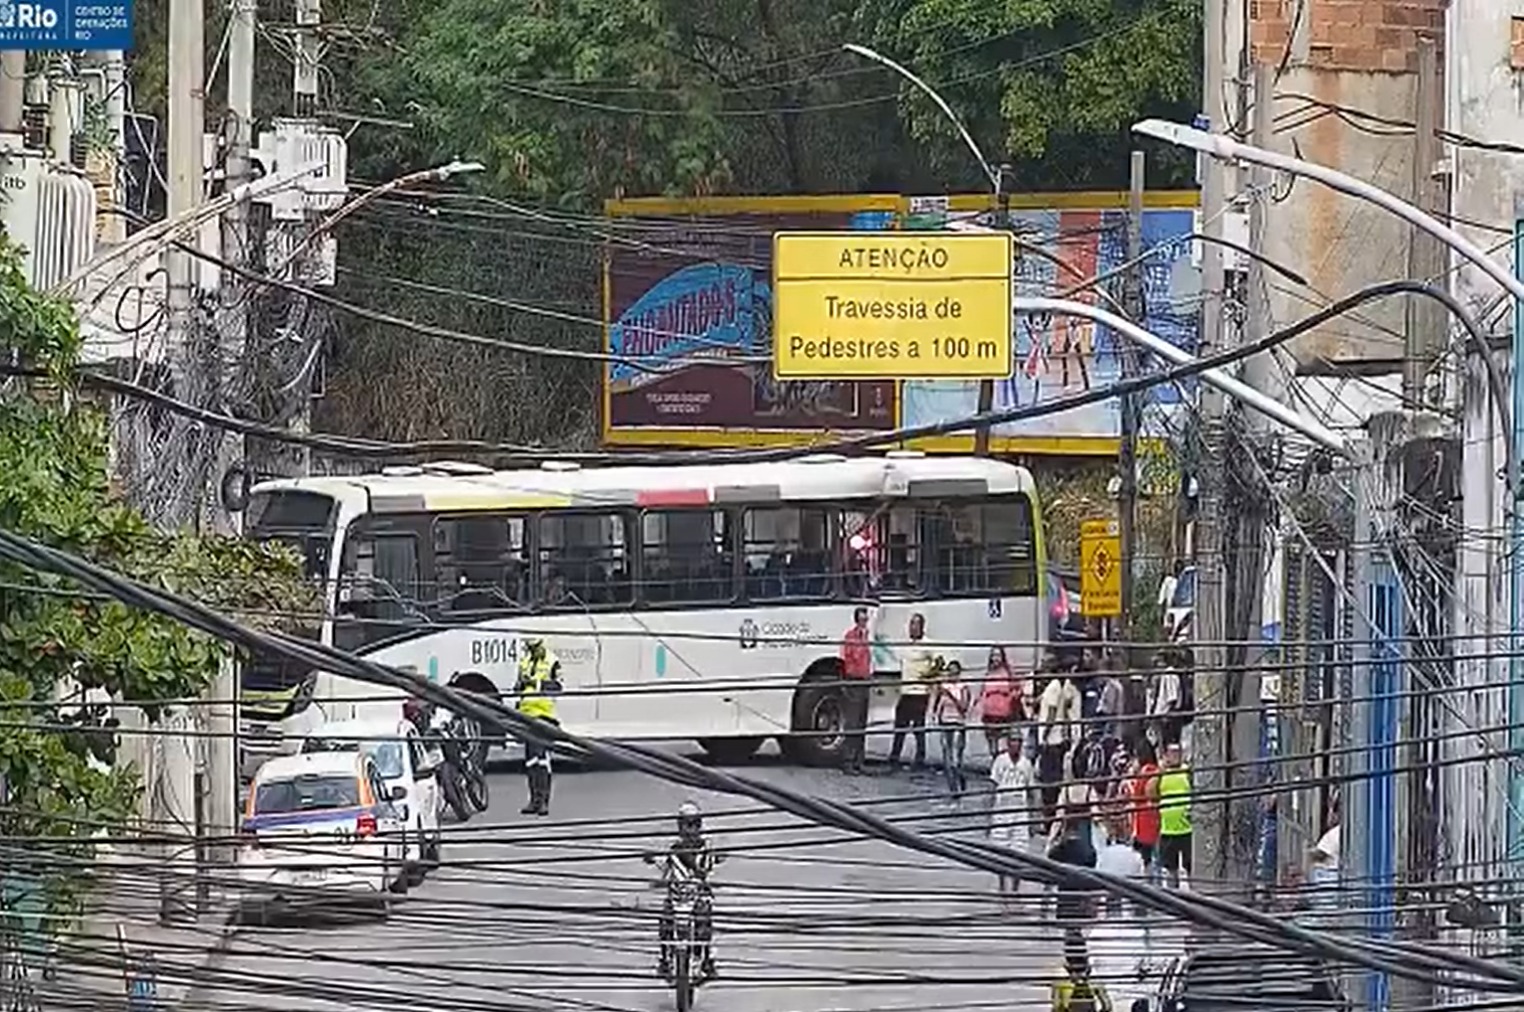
[1036,670,1081,834]
[988,734,1036,895]
[1306,819,1341,914]
[889,613,936,768]
[1094,812,1146,918]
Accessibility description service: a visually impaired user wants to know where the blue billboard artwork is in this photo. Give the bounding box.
[608,263,764,388]
[899,205,1199,444]
[0,0,132,49]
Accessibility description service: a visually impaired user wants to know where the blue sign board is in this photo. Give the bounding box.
[0,0,132,50]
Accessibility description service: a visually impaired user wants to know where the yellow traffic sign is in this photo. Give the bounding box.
[1079,518,1122,618]
[771,231,1014,380]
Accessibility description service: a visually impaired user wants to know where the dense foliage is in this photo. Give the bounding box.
[0,242,315,920]
[119,0,1201,453]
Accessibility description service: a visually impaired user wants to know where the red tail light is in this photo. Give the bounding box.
[355,812,378,838]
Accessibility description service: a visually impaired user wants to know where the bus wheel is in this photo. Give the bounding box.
[698,737,764,765]
[787,672,845,767]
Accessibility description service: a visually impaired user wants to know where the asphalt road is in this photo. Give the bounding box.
[193,745,1076,1012]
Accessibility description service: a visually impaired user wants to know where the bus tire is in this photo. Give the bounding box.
[698,737,763,765]
[786,662,846,768]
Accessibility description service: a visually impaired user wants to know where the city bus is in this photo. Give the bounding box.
[241,452,1048,766]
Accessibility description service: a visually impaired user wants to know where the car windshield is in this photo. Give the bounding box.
[302,737,406,779]
[253,774,360,814]
[1172,567,1196,608]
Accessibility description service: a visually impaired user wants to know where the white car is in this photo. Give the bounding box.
[238,751,409,917]
[300,718,443,876]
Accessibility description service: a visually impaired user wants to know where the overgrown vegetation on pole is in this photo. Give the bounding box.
[0,241,316,922]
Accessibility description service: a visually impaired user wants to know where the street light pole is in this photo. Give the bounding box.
[841,44,998,190]
[272,159,486,278]
[842,43,1008,457]
[1016,297,1347,455]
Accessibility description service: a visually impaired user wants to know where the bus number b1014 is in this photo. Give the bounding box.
[470,638,518,666]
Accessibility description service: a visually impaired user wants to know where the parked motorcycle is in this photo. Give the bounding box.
[428,707,475,822]
[644,850,725,1012]
[451,712,490,814]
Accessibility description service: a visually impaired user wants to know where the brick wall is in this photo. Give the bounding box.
[1251,0,1444,72]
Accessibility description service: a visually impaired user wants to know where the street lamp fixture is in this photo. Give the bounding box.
[1131,117,1524,305]
[842,43,999,191]
[275,158,486,278]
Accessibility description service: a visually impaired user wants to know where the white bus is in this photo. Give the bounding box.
[241,451,1049,766]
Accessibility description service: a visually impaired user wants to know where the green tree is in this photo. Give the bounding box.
[0,242,315,923]
[863,0,1201,190]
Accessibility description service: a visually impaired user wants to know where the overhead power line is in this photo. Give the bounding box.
[14,273,1491,467]
[0,527,1521,992]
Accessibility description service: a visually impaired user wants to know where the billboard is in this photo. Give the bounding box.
[604,197,899,444]
[603,193,1200,454]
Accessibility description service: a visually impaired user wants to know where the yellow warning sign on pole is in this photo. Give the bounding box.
[1079,518,1122,618]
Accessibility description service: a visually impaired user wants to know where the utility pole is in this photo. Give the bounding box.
[159,0,204,924]
[1222,61,1277,899]
[204,0,256,866]
[1119,152,1144,660]
[0,53,23,134]
[1404,38,1442,406]
[974,163,1012,457]
[1191,0,1231,900]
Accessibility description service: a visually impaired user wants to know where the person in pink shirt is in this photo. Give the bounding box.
[977,646,1019,758]
[839,606,872,775]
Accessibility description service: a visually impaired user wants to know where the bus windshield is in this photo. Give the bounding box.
[247,490,337,581]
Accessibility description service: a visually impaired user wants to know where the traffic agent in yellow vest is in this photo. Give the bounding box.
[516,637,562,816]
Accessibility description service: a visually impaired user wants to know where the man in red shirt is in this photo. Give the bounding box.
[839,606,873,775]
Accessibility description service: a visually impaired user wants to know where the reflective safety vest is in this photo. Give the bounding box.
[515,651,560,720]
[1159,767,1192,836]
[1051,979,1113,1012]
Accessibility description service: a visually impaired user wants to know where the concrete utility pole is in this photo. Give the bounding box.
[159,0,204,924]
[285,0,322,476]
[294,0,321,117]
[1119,152,1144,657]
[204,0,257,863]
[1404,37,1443,406]
[1191,0,1232,899]
[974,164,1013,457]
[1222,61,1276,898]
[0,52,23,134]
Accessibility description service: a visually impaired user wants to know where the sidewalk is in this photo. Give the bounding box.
[27,844,241,1011]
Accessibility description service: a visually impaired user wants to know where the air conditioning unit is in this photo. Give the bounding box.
[0,145,97,290]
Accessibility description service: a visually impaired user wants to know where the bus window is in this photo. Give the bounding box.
[742,507,831,601]
[838,506,926,598]
[538,512,633,608]
[935,496,1038,596]
[434,514,528,613]
[641,510,734,605]
[246,490,336,580]
[339,530,424,643]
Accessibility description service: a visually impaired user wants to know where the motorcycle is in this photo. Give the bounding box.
[428,708,477,822]
[451,712,490,814]
[644,850,725,1012]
